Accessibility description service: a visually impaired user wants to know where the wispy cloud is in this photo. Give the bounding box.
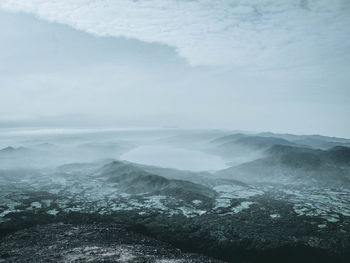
[1,1,350,137]
[1,0,349,67]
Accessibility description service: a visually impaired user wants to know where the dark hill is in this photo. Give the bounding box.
[217,145,350,186]
[234,136,295,150]
[97,161,217,201]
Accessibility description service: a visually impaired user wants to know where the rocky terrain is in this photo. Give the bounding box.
[0,223,223,263]
[1,129,350,262]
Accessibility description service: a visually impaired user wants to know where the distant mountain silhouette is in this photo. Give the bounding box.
[234,136,296,149]
[217,144,350,186]
[209,134,298,163]
[0,146,32,156]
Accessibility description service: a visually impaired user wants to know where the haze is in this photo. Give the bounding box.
[0,0,350,137]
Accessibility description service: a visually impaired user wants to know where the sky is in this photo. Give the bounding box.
[0,0,350,137]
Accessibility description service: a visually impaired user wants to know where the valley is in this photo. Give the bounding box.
[1,128,350,262]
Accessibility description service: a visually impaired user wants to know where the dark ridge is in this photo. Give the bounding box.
[99,160,218,201]
[326,146,350,165]
[267,144,350,167]
[234,136,296,149]
[0,146,32,155]
[0,146,16,152]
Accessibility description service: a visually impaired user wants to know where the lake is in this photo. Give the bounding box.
[120,145,228,171]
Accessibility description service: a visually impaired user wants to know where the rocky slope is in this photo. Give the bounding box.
[0,223,223,262]
[1,130,350,262]
[1,160,350,262]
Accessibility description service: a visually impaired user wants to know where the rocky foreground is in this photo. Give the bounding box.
[1,131,350,262]
[1,160,350,263]
[0,223,223,263]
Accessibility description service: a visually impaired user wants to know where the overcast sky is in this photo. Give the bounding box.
[0,0,350,137]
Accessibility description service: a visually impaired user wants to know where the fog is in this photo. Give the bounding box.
[0,128,177,168]
[1,127,350,262]
[121,145,228,171]
[1,2,350,262]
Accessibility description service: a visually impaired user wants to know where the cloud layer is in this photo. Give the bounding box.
[1,0,349,67]
[0,1,350,137]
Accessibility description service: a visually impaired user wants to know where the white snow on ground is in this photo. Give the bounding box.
[63,245,135,262]
[214,184,264,199]
[232,201,255,214]
[280,188,350,223]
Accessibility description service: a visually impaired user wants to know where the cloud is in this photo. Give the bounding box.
[0,2,350,137]
[1,0,349,67]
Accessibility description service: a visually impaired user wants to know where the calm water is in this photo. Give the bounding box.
[120,145,228,171]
